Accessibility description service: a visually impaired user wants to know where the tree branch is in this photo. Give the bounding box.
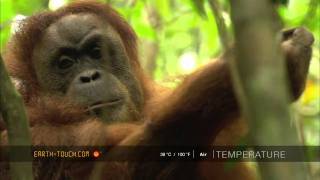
[209,0,231,50]
[0,55,33,179]
[229,0,307,179]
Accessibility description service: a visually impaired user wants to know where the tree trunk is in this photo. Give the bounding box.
[0,55,33,180]
[229,0,307,179]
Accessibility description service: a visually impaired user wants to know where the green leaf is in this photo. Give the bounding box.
[190,0,207,18]
[271,0,289,6]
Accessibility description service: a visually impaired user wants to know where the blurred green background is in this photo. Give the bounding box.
[0,0,319,146]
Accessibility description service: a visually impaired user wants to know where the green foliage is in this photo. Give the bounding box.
[271,0,289,5]
[0,0,14,50]
[190,0,207,18]
[1,0,45,50]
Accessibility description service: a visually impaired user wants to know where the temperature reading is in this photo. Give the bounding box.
[178,152,191,157]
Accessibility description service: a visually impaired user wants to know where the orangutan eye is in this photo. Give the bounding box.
[89,46,102,59]
[58,56,74,69]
